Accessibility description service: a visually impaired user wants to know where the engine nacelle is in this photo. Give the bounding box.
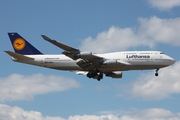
[103,60,118,66]
[77,52,92,59]
[106,71,122,78]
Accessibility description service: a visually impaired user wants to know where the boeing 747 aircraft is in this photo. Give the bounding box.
[5,33,175,81]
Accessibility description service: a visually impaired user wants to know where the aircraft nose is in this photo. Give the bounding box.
[169,57,175,65]
[165,54,175,65]
[171,58,175,64]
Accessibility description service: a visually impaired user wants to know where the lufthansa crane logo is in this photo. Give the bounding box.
[13,38,26,50]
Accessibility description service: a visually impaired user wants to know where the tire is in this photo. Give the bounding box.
[155,73,158,76]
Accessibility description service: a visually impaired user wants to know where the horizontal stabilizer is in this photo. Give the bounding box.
[41,35,79,52]
[4,50,34,60]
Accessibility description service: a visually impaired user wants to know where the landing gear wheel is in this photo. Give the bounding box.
[87,72,92,78]
[87,71,103,81]
[155,73,158,76]
[97,77,101,81]
[97,73,103,81]
[155,69,159,77]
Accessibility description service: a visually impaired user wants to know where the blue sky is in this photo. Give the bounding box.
[1,0,180,119]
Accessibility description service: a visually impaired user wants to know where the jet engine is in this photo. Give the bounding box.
[103,60,118,66]
[77,52,92,59]
[106,71,122,78]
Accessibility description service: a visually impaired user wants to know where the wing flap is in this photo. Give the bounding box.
[4,50,34,60]
[76,59,100,70]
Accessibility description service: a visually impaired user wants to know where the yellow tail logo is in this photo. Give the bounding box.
[13,38,26,50]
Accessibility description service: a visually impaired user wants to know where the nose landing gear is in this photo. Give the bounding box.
[155,69,159,76]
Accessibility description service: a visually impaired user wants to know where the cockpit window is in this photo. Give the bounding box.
[160,52,164,54]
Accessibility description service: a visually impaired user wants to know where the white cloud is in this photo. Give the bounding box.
[138,16,180,46]
[118,108,180,120]
[80,26,153,53]
[0,104,65,120]
[68,114,119,120]
[0,104,180,120]
[69,108,180,120]
[148,0,180,10]
[121,61,180,100]
[0,74,80,102]
[80,16,180,53]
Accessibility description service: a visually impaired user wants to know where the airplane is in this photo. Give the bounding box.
[5,33,175,81]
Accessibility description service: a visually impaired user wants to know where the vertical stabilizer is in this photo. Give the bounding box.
[8,33,42,55]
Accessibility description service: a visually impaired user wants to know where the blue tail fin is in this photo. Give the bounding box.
[8,33,43,55]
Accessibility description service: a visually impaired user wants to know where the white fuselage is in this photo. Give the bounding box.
[12,51,175,72]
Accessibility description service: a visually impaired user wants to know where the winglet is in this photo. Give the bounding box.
[41,35,79,52]
[41,35,52,41]
[4,50,34,60]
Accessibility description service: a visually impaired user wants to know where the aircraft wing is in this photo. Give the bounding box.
[41,35,79,53]
[4,51,34,60]
[41,35,102,60]
[41,35,129,71]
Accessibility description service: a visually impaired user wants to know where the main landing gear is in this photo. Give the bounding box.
[155,68,159,76]
[87,71,103,81]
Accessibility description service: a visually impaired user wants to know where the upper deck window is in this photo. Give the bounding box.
[160,52,164,54]
[140,53,150,54]
[126,53,137,54]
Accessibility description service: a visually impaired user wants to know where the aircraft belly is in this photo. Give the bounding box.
[126,65,165,70]
[99,65,128,71]
[20,59,82,71]
[18,59,169,72]
[48,61,82,70]
[99,64,168,72]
